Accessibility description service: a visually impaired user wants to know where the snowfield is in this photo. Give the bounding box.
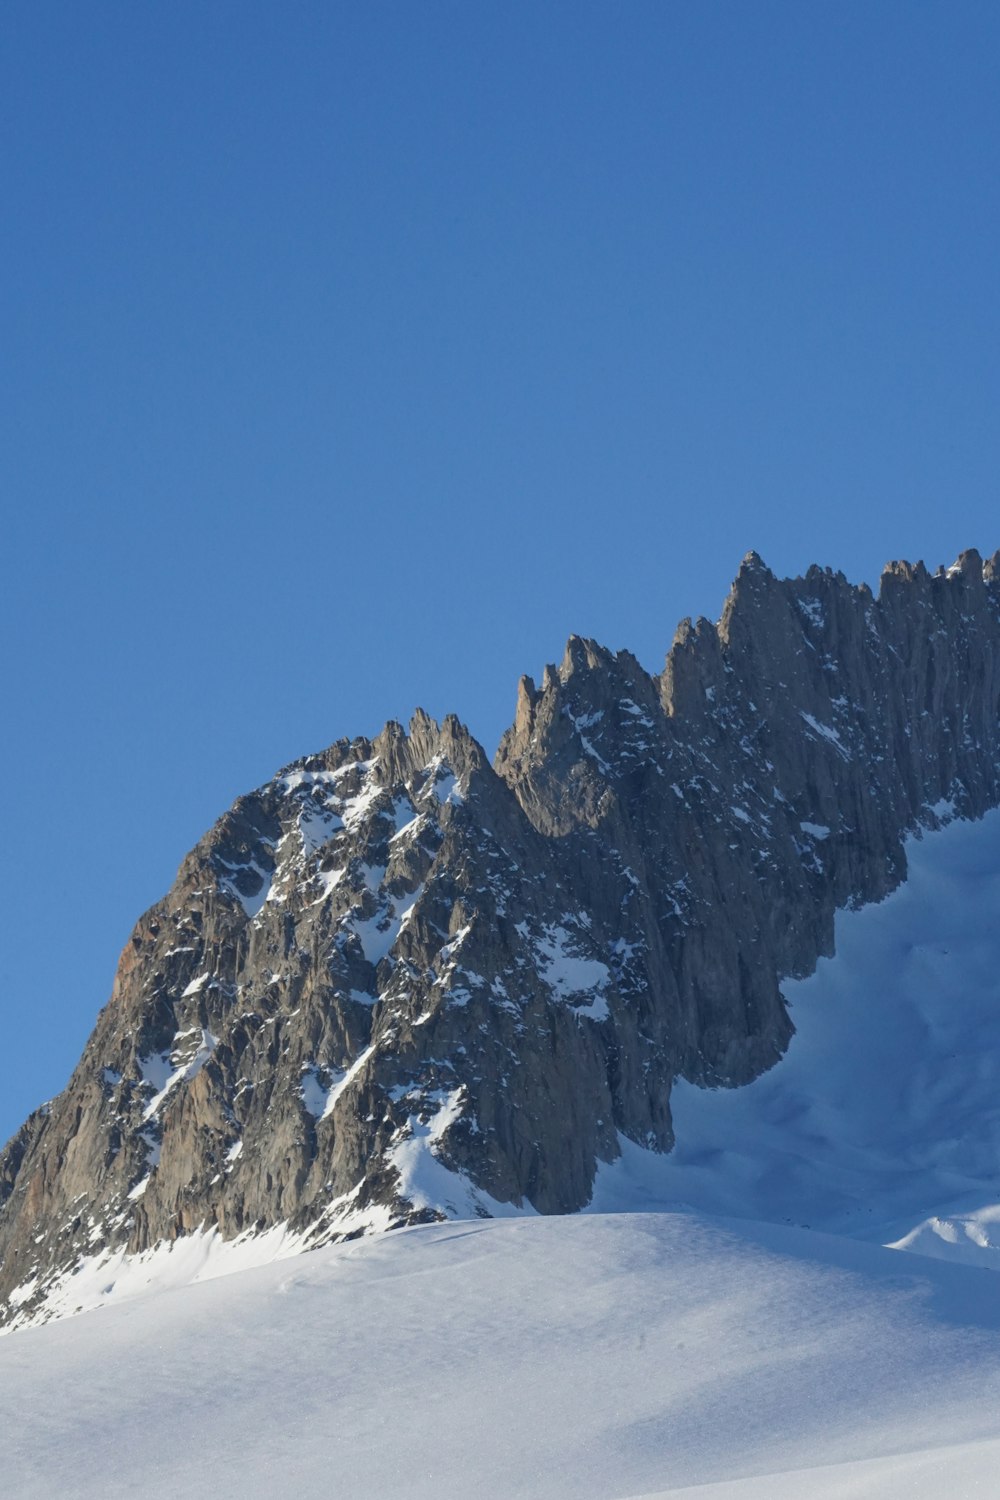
[6,809,1000,1494]
[4,1212,1000,1499]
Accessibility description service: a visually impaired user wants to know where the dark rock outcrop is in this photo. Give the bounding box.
[3,549,1000,1327]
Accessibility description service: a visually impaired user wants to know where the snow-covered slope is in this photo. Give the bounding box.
[4,1211,1000,1500]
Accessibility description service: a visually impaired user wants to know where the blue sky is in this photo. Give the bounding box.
[2,1,999,1145]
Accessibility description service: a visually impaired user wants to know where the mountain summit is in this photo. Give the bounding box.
[4,549,1000,1330]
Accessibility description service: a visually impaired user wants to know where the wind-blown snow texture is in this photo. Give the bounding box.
[5,547,1000,1334]
[4,1212,1000,1499]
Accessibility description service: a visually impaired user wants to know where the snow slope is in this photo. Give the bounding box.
[4,1212,1000,1500]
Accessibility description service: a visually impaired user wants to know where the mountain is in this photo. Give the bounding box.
[8,797,1000,1497]
[3,547,1000,1331]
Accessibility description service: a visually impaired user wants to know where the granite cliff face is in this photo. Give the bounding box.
[3,549,1000,1328]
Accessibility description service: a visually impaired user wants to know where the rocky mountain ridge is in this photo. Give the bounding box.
[3,548,1000,1329]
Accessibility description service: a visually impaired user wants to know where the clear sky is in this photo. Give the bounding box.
[2,1,999,1146]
